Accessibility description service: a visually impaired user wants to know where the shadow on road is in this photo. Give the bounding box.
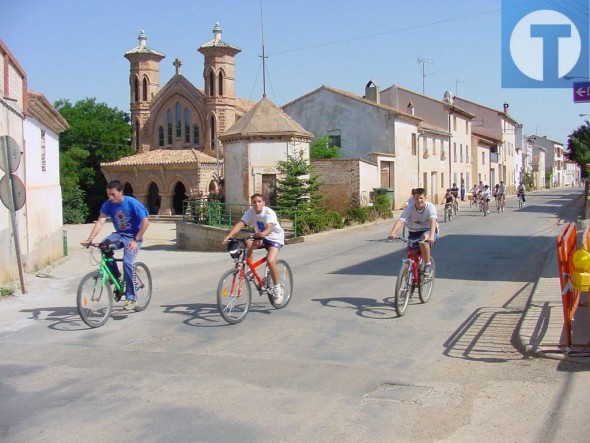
[161,302,274,327]
[311,295,428,320]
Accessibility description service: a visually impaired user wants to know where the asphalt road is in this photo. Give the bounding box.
[1,188,589,442]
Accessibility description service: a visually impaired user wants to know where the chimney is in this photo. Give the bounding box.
[364,80,380,104]
[407,101,415,116]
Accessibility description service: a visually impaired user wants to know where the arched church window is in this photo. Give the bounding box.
[210,116,216,150]
[134,78,139,103]
[185,108,190,143]
[218,72,223,96]
[134,120,140,150]
[167,110,172,144]
[142,78,148,101]
[176,102,181,138]
[193,124,200,146]
[158,126,164,147]
[209,70,215,97]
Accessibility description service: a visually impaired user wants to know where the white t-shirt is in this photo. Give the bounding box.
[482,188,491,200]
[241,206,285,245]
[400,202,438,233]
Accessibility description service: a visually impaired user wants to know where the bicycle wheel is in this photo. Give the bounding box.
[217,268,251,324]
[394,263,412,317]
[444,208,448,223]
[77,271,113,328]
[418,257,435,303]
[133,262,152,312]
[267,259,294,309]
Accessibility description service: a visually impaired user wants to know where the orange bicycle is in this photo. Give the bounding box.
[217,236,293,324]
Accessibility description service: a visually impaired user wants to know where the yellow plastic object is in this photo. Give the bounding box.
[572,248,590,271]
[571,270,590,292]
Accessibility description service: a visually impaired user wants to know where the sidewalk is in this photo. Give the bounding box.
[517,191,590,363]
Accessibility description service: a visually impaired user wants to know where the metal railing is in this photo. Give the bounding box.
[182,199,300,237]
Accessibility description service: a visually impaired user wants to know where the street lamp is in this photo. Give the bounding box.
[579,113,590,117]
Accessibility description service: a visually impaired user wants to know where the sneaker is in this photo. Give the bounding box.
[423,263,433,278]
[273,285,284,305]
[124,299,137,311]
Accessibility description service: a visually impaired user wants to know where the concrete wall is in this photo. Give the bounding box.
[176,222,227,252]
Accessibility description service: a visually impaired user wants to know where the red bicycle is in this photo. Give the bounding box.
[389,237,435,317]
[217,236,293,324]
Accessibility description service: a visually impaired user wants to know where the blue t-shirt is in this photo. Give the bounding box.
[100,196,148,236]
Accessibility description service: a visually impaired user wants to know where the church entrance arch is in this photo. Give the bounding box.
[173,181,187,215]
[147,182,161,215]
[123,182,134,196]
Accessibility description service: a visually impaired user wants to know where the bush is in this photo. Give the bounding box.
[62,184,89,224]
[296,209,344,235]
[345,195,393,225]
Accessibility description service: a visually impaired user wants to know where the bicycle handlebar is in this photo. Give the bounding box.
[386,237,428,244]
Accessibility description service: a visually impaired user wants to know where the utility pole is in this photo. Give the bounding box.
[259,0,268,98]
[418,58,433,95]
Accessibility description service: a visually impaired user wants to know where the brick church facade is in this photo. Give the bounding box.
[101,23,255,215]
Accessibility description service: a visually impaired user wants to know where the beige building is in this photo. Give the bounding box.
[102,23,255,215]
[380,85,475,197]
[453,98,519,191]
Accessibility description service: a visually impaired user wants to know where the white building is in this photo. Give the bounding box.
[0,40,68,286]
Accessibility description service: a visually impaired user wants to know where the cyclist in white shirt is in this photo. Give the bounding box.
[388,188,438,277]
[481,185,492,214]
[223,193,285,303]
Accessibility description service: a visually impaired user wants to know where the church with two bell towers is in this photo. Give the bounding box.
[101,23,256,215]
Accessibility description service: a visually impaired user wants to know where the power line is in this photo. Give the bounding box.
[270,6,506,56]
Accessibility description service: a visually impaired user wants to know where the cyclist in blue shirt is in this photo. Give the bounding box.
[81,180,150,310]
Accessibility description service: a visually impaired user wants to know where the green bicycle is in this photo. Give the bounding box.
[76,241,152,328]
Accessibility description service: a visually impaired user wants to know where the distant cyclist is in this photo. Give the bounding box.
[517,182,526,206]
[481,185,492,214]
[496,181,506,210]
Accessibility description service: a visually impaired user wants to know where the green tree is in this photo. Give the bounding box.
[566,121,590,178]
[56,98,132,221]
[276,149,323,210]
[310,135,340,159]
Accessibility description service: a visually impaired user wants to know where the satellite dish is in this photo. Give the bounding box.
[443,90,453,104]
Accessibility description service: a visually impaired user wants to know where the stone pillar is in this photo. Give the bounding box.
[159,193,173,215]
[134,193,148,208]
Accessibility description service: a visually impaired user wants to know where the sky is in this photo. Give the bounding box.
[2,0,588,145]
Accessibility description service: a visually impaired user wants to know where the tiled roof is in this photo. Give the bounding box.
[221,98,313,140]
[283,85,422,123]
[101,149,217,167]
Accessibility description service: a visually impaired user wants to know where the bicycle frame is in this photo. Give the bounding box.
[231,238,271,295]
[244,255,270,293]
[91,244,125,294]
[403,241,423,285]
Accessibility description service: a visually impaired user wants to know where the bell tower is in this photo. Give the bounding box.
[198,22,241,157]
[124,30,165,153]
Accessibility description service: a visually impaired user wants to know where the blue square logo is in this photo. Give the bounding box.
[502,0,589,88]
